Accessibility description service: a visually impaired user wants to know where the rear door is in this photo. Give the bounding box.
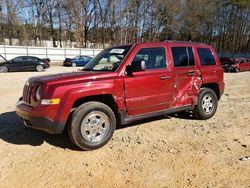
[171,46,202,108]
[22,57,35,70]
[124,46,174,116]
[26,57,39,70]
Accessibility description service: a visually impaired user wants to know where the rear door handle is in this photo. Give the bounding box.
[186,70,195,76]
[160,76,170,80]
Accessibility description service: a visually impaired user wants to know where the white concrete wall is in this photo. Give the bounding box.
[0,45,103,61]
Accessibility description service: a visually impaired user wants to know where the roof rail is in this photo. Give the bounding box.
[165,40,205,44]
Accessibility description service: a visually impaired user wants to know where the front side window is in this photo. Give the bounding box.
[131,47,166,70]
[83,46,132,72]
[12,57,23,63]
[171,47,195,67]
[197,48,216,66]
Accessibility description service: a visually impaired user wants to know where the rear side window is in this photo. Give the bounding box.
[24,57,37,62]
[171,47,195,67]
[197,48,216,66]
[132,47,167,70]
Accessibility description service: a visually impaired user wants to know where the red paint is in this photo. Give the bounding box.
[16,42,225,132]
[237,58,250,72]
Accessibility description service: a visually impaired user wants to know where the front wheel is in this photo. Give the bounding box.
[68,102,116,150]
[36,65,44,72]
[72,62,76,67]
[193,88,218,120]
[0,66,8,73]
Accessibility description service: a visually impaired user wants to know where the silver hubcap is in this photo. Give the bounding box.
[201,94,214,114]
[36,65,43,71]
[0,66,7,72]
[81,111,110,144]
[72,63,76,67]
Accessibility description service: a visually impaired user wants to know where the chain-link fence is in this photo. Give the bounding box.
[218,52,250,58]
[0,45,103,61]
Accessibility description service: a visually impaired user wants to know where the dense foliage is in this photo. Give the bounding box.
[0,0,249,52]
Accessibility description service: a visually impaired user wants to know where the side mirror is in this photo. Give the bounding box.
[126,61,145,76]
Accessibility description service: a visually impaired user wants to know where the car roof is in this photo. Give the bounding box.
[15,56,39,58]
[115,41,211,49]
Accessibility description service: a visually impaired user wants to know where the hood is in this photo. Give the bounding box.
[0,55,7,63]
[28,71,117,85]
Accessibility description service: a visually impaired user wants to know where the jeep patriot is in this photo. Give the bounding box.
[16,42,225,150]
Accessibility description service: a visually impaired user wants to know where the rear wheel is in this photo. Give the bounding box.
[235,67,240,73]
[36,65,44,72]
[193,88,218,120]
[0,66,8,73]
[72,62,76,67]
[68,102,116,150]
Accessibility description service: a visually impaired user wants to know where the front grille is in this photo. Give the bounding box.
[23,85,32,104]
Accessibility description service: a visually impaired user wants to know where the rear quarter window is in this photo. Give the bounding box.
[197,48,216,66]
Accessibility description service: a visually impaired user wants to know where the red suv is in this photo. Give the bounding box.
[16,42,224,150]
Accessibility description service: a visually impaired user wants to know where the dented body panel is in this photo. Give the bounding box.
[16,42,224,134]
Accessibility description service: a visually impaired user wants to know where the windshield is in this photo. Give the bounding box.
[83,45,132,72]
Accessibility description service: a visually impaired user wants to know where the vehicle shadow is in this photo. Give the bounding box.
[0,111,80,151]
[0,111,197,150]
[167,111,198,120]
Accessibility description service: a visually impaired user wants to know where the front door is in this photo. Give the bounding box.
[10,57,25,71]
[124,47,174,116]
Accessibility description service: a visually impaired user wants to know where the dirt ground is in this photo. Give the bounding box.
[0,66,249,188]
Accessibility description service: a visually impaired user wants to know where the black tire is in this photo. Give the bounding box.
[68,102,116,150]
[193,88,218,120]
[0,66,8,73]
[36,65,44,72]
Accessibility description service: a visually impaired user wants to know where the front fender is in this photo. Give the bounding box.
[53,79,124,123]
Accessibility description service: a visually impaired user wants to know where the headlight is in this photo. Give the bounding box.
[35,86,42,101]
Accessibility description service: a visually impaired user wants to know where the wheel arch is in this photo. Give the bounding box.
[201,83,220,100]
[70,94,121,125]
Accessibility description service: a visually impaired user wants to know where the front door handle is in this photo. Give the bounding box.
[186,70,195,76]
[160,76,170,80]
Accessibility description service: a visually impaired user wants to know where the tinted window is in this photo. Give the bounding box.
[132,47,166,70]
[23,57,36,62]
[197,48,216,66]
[28,57,39,61]
[13,57,23,62]
[172,47,195,67]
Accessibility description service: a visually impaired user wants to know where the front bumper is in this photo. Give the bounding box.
[16,100,65,134]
